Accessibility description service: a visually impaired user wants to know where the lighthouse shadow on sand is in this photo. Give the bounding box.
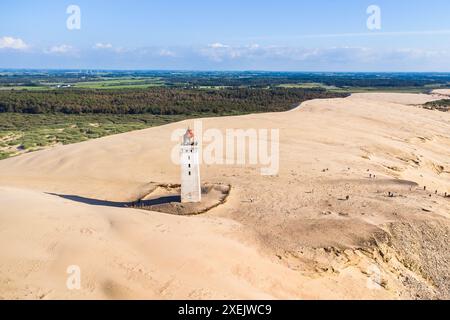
[47,183,230,216]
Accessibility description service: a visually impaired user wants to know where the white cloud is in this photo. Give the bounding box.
[93,43,130,54]
[159,49,176,57]
[45,44,74,54]
[208,42,230,49]
[2,40,448,71]
[0,36,28,50]
[200,43,263,61]
[94,43,113,50]
[196,43,450,70]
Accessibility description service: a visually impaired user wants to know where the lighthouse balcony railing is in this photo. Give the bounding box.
[181,143,199,153]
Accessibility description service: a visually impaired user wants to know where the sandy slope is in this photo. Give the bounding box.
[433,89,450,97]
[0,92,449,299]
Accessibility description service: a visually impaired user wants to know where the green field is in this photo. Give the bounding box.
[277,82,338,90]
[0,85,54,91]
[71,78,165,89]
[330,86,436,94]
[0,77,166,91]
[276,82,441,94]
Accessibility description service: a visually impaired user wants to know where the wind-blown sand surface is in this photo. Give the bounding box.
[433,89,450,97]
[0,92,449,299]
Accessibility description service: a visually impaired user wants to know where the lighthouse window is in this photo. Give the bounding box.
[189,171,191,176]
[188,156,190,160]
[188,164,191,168]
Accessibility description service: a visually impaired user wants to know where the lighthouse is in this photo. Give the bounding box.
[180,128,201,203]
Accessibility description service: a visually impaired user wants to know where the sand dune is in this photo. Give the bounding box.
[1,92,449,299]
[433,89,450,97]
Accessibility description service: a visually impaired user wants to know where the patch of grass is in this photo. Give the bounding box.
[423,99,450,112]
[0,150,10,160]
[0,113,205,160]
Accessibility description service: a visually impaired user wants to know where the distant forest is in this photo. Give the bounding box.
[0,88,348,115]
[1,70,448,116]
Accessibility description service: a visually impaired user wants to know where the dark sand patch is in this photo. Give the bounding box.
[132,183,231,216]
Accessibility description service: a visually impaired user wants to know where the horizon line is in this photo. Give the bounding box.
[1,68,450,74]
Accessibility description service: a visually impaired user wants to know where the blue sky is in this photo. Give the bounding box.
[1,0,450,71]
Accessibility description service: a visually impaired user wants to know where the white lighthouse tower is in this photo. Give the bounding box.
[180,128,201,203]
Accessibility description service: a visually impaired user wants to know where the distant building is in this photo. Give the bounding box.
[180,128,201,203]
